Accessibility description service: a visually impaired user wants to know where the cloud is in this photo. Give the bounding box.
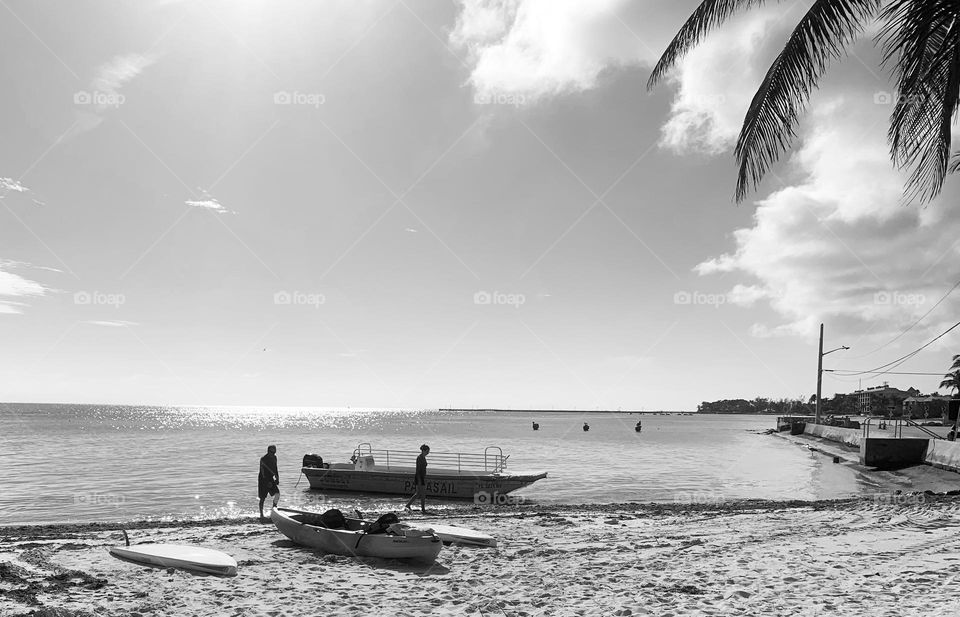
[70,53,156,137]
[450,0,653,103]
[657,9,781,154]
[0,177,44,206]
[0,262,50,315]
[0,178,29,193]
[84,320,138,327]
[185,191,233,214]
[696,95,960,341]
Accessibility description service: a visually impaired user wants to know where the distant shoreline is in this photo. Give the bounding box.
[438,408,695,414]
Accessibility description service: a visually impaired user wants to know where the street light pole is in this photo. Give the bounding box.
[815,323,849,425]
[816,324,824,425]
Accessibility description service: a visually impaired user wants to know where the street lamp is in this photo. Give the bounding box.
[815,322,849,425]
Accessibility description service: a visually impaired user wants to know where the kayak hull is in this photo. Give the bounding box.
[270,507,442,563]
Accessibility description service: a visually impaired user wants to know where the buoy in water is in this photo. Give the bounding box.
[532,422,539,431]
[583,422,590,432]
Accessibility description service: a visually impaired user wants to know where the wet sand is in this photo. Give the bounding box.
[4,493,960,617]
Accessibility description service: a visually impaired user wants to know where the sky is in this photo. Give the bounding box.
[1,0,959,410]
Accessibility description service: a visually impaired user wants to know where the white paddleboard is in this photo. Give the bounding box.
[410,523,497,548]
[109,543,238,576]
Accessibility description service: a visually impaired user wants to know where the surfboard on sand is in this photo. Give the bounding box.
[409,523,497,548]
[109,544,238,576]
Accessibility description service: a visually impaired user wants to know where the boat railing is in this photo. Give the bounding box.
[351,443,509,473]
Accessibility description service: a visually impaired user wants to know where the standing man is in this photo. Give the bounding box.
[258,445,280,521]
[404,444,430,513]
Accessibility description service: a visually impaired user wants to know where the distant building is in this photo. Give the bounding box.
[902,394,949,420]
[854,383,920,416]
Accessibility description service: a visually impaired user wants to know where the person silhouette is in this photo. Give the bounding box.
[258,445,280,521]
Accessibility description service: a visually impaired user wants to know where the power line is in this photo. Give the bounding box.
[824,370,946,376]
[834,319,960,378]
[849,278,960,360]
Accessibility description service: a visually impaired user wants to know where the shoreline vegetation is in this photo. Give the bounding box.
[439,408,693,414]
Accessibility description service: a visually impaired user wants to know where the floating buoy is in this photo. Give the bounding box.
[532,422,539,431]
[583,423,590,432]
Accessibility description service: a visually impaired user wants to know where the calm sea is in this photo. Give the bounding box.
[1,405,875,525]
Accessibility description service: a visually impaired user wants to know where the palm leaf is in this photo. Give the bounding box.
[733,0,882,201]
[880,0,960,202]
[647,0,770,89]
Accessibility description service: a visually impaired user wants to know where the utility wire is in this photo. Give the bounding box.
[825,370,946,376]
[848,278,960,360]
[832,319,960,378]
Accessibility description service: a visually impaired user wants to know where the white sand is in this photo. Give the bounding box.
[4,495,960,616]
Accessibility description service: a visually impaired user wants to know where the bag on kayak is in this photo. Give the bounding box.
[319,508,347,529]
[366,512,400,534]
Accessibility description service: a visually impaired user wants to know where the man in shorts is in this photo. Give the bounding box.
[258,445,280,521]
[404,444,430,513]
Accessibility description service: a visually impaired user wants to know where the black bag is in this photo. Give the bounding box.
[318,508,347,529]
[366,512,400,534]
[302,454,324,468]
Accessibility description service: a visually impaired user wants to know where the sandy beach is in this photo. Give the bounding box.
[4,489,960,617]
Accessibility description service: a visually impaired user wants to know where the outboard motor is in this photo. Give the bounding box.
[302,454,324,468]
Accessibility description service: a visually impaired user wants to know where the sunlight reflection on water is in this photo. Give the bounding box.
[1,405,871,525]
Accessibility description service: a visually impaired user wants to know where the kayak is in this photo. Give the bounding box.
[109,543,238,576]
[271,507,442,563]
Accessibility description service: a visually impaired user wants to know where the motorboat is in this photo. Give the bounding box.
[300,444,546,500]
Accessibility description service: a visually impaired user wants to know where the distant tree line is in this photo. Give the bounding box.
[697,398,811,415]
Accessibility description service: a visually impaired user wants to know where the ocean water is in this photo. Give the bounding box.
[1,405,874,525]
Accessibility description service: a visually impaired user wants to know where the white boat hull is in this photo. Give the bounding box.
[302,467,546,499]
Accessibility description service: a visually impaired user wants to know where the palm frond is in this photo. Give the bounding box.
[880,0,960,203]
[647,0,769,89]
[950,149,960,173]
[950,354,960,370]
[733,0,882,202]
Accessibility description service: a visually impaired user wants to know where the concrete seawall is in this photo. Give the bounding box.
[801,422,960,472]
[925,439,960,473]
[802,424,861,448]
